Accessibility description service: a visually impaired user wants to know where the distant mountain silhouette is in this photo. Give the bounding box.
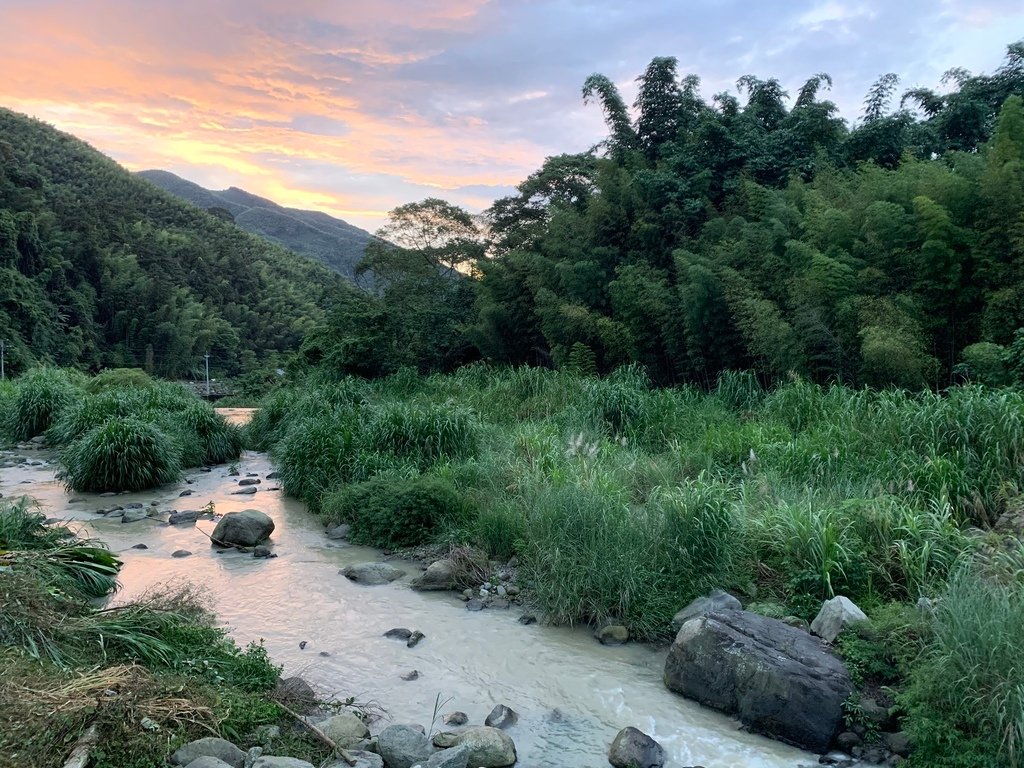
[137,170,373,281]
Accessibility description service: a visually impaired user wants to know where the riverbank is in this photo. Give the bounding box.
[0,443,814,768]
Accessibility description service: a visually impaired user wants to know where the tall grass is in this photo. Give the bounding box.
[903,570,1024,767]
[60,417,182,492]
[6,367,85,440]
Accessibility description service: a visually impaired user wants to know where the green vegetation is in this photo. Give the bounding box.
[0,499,338,768]
[256,367,1024,764]
[4,368,241,492]
[0,107,353,379]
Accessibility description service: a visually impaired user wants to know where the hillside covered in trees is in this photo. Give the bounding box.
[311,42,1024,390]
[136,170,373,281]
[0,108,351,378]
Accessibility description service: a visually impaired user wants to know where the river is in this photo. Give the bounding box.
[0,410,815,768]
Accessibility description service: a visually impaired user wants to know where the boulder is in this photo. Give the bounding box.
[884,731,912,757]
[407,631,425,648]
[251,759,314,768]
[320,712,370,747]
[608,727,666,768]
[231,486,258,495]
[595,624,629,645]
[664,611,853,752]
[171,549,193,558]
[170,737,245,767]
[273,677,317,714]
[810,596,868,643]
[183,759,234,768]
[211,510,274,547]
[342,562,405,585]
[327,524,351,540]
[671,589,740,631]
[238,478,261,486]
[325,753,383,768]
[377,724,433,768]
[426,745,470,768]
[443,712,469,726]
[121,507,149,523]
[447,726,516,768]
[484,704,518,730]
[169,509,202,525]
[411,559,459,591]
[384,628,413,640]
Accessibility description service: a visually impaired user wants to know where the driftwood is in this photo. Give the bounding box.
[275,701,357,766]
[63,723,99,768]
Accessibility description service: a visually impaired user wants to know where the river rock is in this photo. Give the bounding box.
[446,726,516,767]
[238,478,261,486]
[231,486,258,495]
[131,543,148,549]
[426,745,470,768]
[377,724,433,768]
[465,599,484,612]
[884,731,912,757]
[810,596,868,643]
[273,677,317,713]
[484,704,518,730]
[407,630,425,648]
[169,509,202,525]
[411,559,459,591]
[121,507,149,523]
[384,628,413,640]
[671,589,741,631]
[664,611,853,752]
[443,712,469,726]
[320,712,370,747]
[342,562,405,585]
[212,510,275,547]
[400,670,420,681]
[172,549,192,558]
[251,758,314,768]
[171,737,245,767]
[327,524,351,540]
[325,753,384,768]
[182,759,234,768]
[595,624,629,645]
[608,726,666,768]
[253,545,273,558]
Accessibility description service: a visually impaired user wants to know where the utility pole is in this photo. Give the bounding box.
[204,353,211,398]
[0,340,5,380]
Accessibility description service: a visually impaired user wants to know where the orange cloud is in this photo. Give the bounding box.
[0,0,543,231]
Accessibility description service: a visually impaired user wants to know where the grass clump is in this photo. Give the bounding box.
[84,367,155,393]
[59,417,181,492]
[321,475,471,549]
[6,367,85,440]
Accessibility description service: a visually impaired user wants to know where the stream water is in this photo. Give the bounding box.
[0,409,816,768]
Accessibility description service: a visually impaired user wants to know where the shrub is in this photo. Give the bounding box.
[85,368,155,394]
[273,411,360,510]
[176,402,243,465]
[245,388,301,450]
[46,388,149,445]
[8,367,84,440]
[321,475,470,549]
[60,417,181,492]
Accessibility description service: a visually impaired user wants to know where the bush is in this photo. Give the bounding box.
[273,411,361,510]
[176,402,243,465]
[60,417,181,492]
[8,367,84,440]
[85,368,155,394]
[364,401,480,467]
[320,475,470,549]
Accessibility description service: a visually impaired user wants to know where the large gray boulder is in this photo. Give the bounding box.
[171,737,245,767]
[378,724,433,768]
[342,562,405,585]
[211,509,274,547]
[410,559,459,591]
[447,726,516,768]
[608,727,665,768]
[327,753,383,768]
[664,611,853,753]
[810,596,868,643]
[183,759,234,768]
[671,589,741,631]
[320,712,370,747]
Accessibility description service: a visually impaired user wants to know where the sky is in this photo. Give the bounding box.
[0,1,1022,232]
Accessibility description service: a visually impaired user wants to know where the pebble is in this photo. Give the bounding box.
[171,550,192,558]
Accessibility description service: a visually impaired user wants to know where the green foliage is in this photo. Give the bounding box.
[364,402,481,466]
[85,368,155,393]
[60,417,181,492]
[903,571,1024,768]
[322,475,471,549]
[7,367,84,440]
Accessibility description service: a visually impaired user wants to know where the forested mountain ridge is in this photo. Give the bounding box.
[136,170,373,281]
[0,107,350,378]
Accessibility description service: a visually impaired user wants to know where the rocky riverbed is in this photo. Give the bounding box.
[0,431,821,768]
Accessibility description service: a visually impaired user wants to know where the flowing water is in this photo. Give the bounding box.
[1,409,816,768]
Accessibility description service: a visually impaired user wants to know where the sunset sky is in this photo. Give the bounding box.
[1,1,1022,232]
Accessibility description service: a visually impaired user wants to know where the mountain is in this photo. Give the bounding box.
[136,170,373,280]
[0,107,356,378]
